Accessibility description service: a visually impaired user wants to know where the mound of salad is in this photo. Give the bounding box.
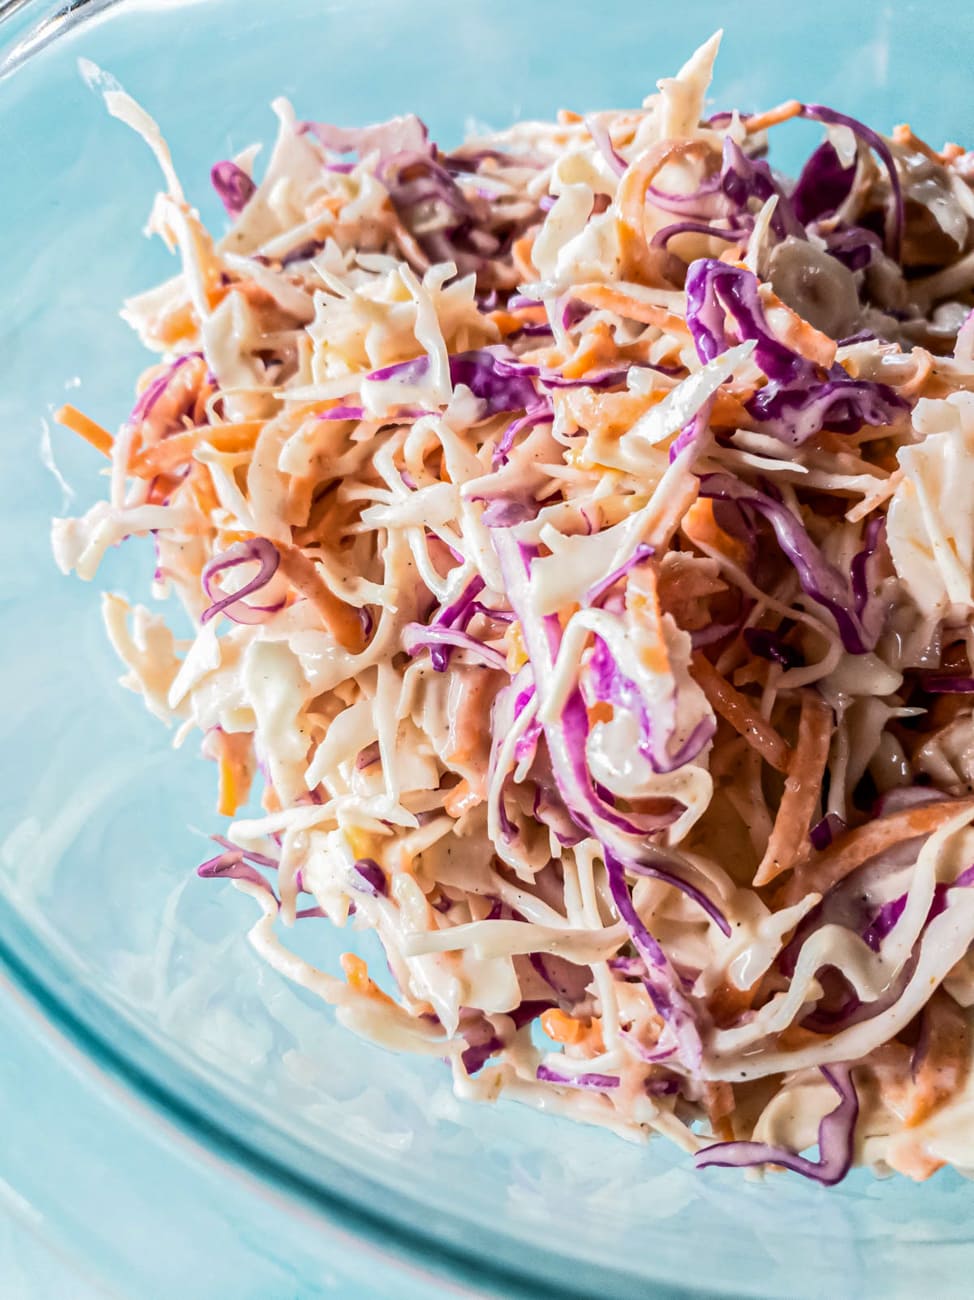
[53,33,974,1184]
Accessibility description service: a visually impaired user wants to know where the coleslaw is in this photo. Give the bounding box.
[52,33,974,1183]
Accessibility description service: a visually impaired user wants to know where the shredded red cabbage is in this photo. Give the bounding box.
[210,161,257,218]
[585,634,715,773]
[627,856,731,936]
[403,623,508,672]
[130,352,200,427]
[698,473,883,653]
[197,849,275,895]
[350,858,387,896]
[695,1064,858,1184]
[212,835,279,868]
[920,675,974,694]
[685,259,909,446]
[743,626,803,669]
[800,104,904,258]
[824,226,883,272]
[583,543,655,607]
[650,219,749,249]
[528,952,592,1004]
[603,850,704,1068]
[536,1064,621,1090]
[791,140,857,227]
[809,812,847,851]
[583,114,627,177]
[201,538,282,625]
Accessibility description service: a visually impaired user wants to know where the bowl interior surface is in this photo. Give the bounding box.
[2,2,972,1296]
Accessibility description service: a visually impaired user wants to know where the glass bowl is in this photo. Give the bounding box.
[2,1,973,1295]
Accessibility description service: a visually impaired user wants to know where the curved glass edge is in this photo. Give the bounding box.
[0,0,136,79]
[0,902,696,1300]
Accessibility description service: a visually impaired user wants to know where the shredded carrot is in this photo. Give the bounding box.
[192,382,217,427]
[145,472,185,507]
[709,389,755,428]
[626,567,672,676]
[557,108,584,125]
[760,285,837,369]
[511,233,536,281]
[703,1082,736,1141]
[216,730,254,818]
[340,952,396,1006]
[443,779,481,818]
[559,319,622,379]
[707,979,758,1028]
[777,1022,830,1051]
[344,827,377,862]
[682,497,750,568]
[753,694,834,886]
[184,460,221,519]
[541,1009,603,1053]
[744,99,803,133]
[130,421,264,477]
[275,540,366,653]
[884,1139,946,1182]
[905,991,971,1128]
[488,305,549,338]
[892,123,943,165]
[570,282,690,334]
[777,797,974,908]
[616,139,714,283]
[53,404,113,458]
[560,384,664,442]
[730,658,769,689]
[690,651,792,773]
[156,300,199,348]
[505,621,529,672]
[542,1008,585,1044]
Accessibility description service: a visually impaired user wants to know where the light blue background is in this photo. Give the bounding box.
[0,988,465,1299]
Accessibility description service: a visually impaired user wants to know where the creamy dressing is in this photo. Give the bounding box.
[56,38,974,1183]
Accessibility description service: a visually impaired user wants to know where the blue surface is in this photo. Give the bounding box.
[3,1,974,1297]
[0,981,465,1299]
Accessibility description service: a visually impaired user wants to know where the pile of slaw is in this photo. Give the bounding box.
[53,34,974,1183]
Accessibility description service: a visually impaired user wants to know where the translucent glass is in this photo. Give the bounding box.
[2,2,972,1295]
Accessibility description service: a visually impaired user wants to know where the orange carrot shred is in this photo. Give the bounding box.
[905,990,971,1128]
[340,952,395,1006]
[682,497,751,568]
[53,404,113,458]
[776,796,974,908]
[215,730,254,818]
[129,422,264,478]
[615,139,713,283]
[753,694,833,886]
[542,1008,585,1044]
[570,282,690,333]
[275,540,367,654]
[744,99,803,133]
[690,652,792,773]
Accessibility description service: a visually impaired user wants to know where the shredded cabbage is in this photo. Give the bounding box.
[53,37,974,1185]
